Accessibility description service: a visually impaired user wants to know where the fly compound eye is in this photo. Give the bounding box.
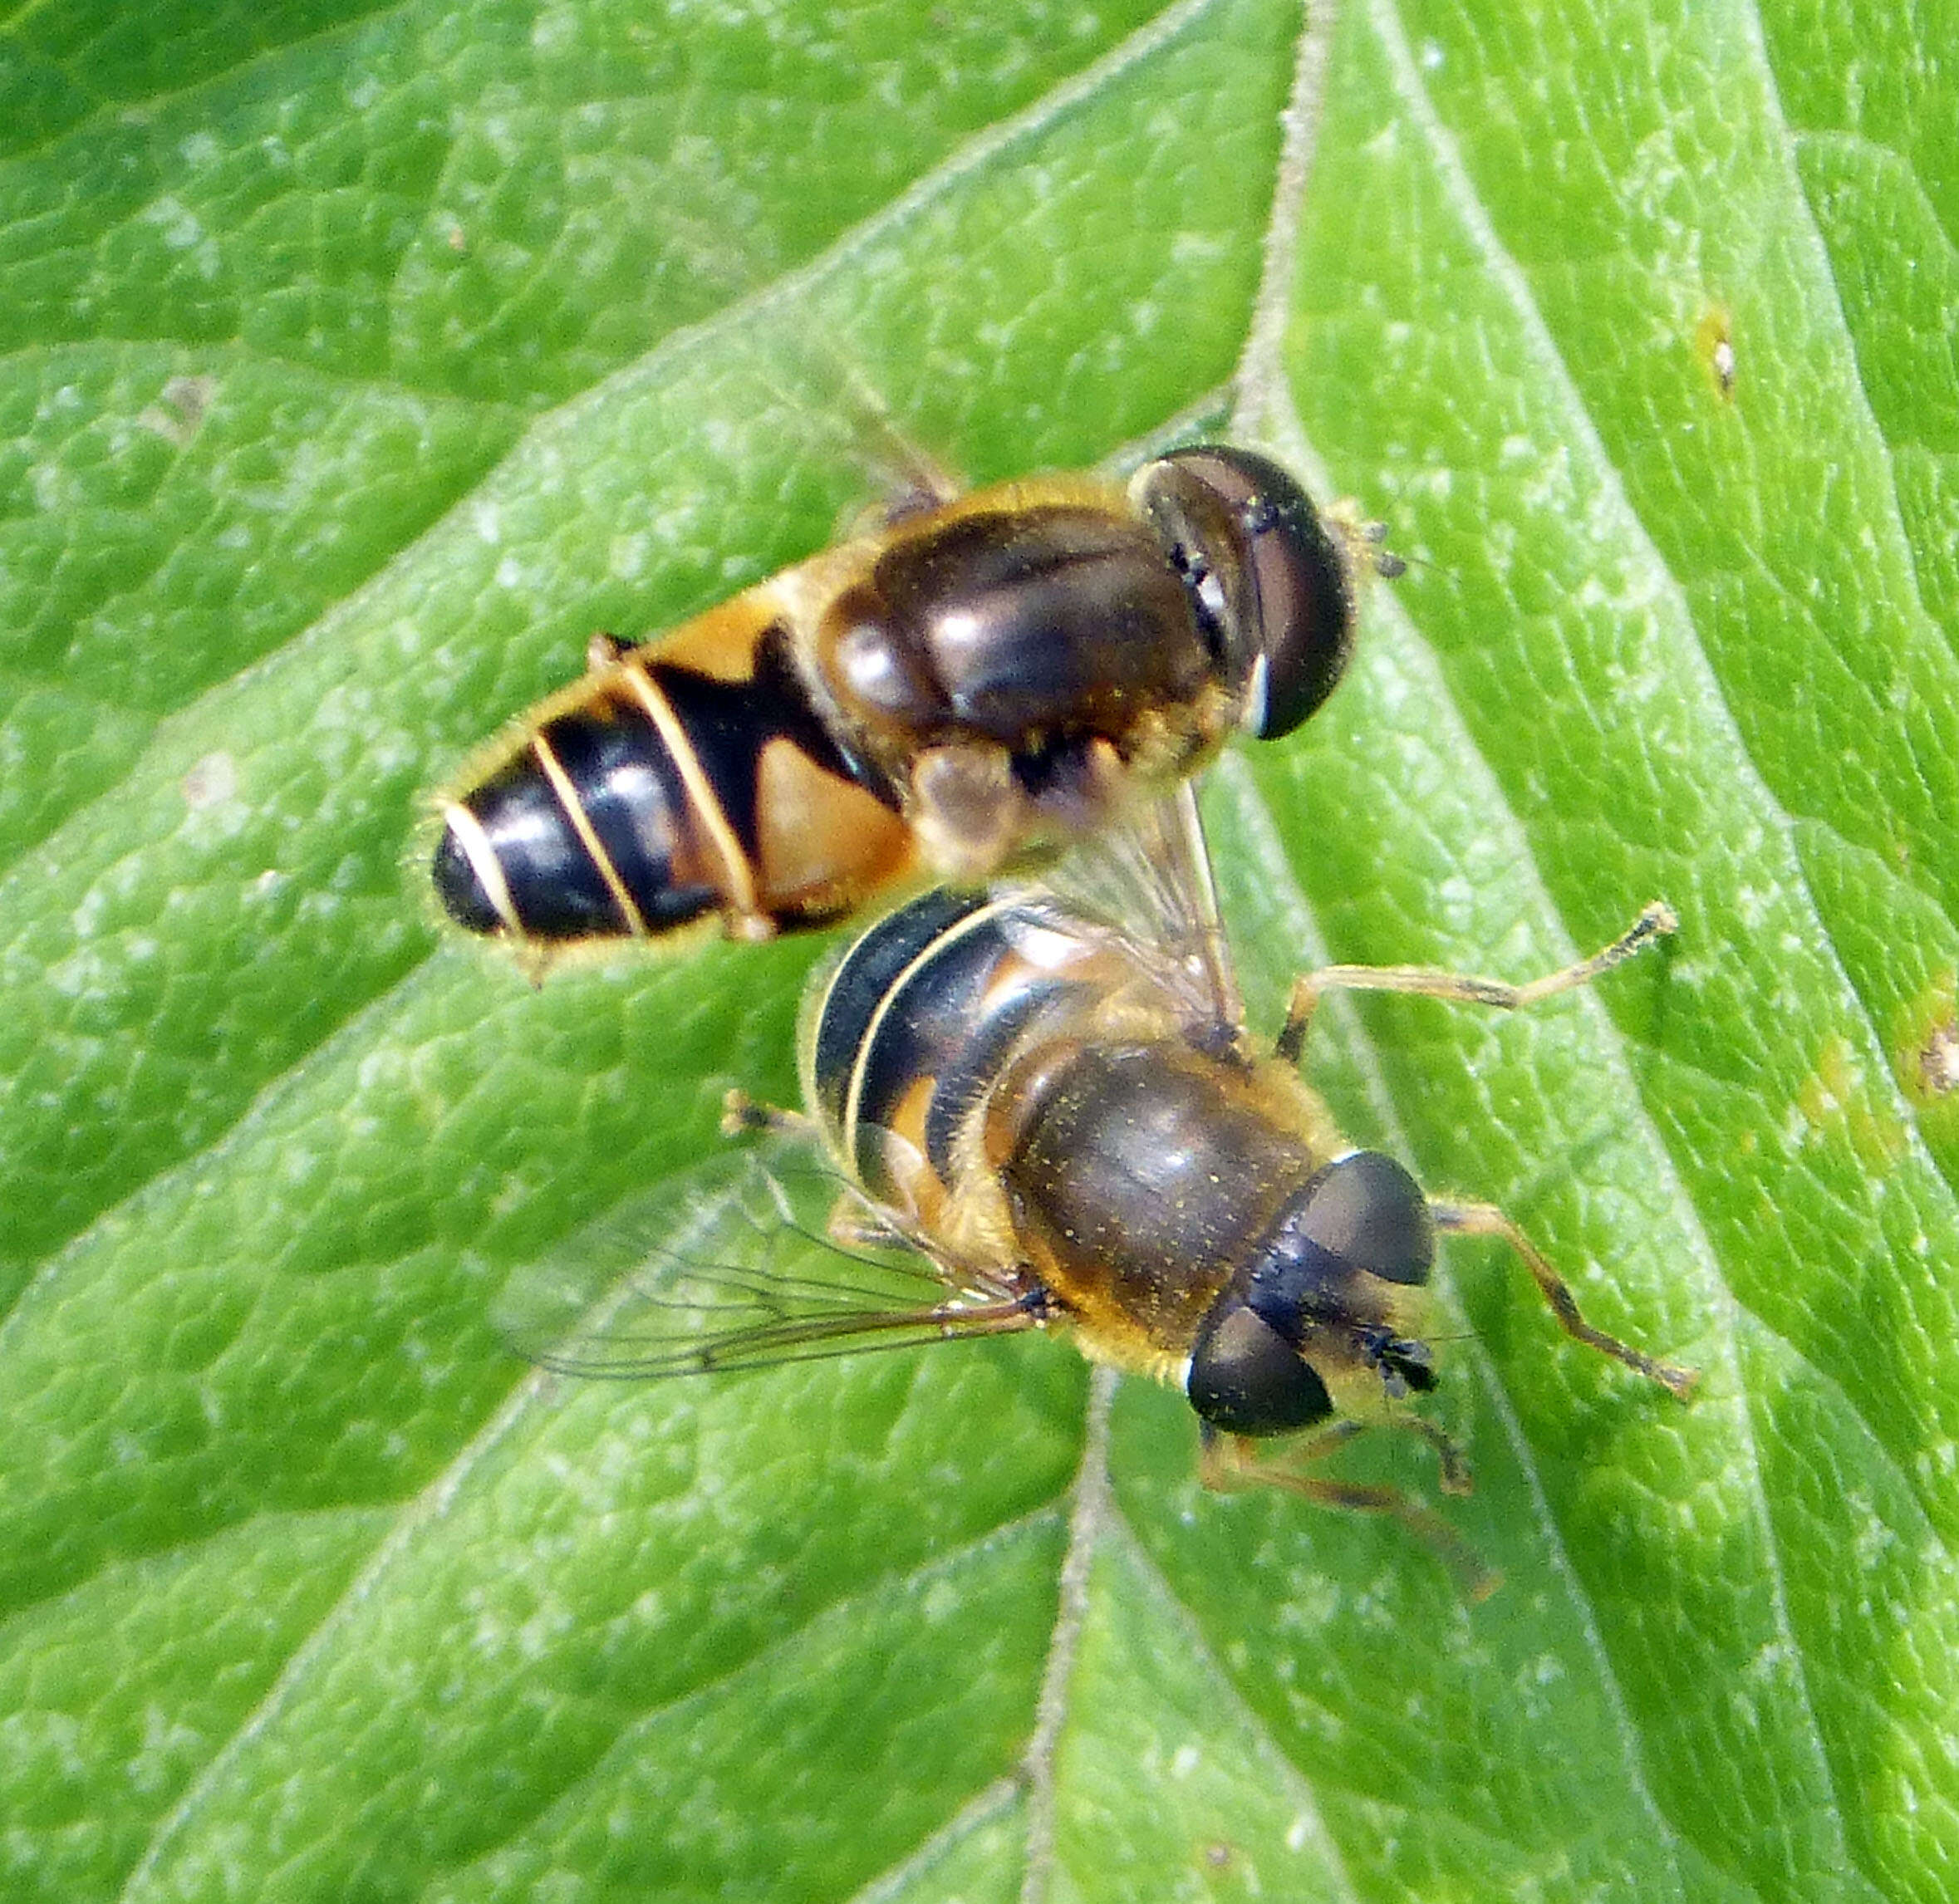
[1293,1151,1436,1287]
[1187,1299,1335,1437]
[1236,1153,1436,1376]
[1130,445,1357,740]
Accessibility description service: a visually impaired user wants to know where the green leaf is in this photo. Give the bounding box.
[2,0,1953,1900]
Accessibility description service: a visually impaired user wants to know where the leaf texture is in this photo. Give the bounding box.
[1,1,1953,1900]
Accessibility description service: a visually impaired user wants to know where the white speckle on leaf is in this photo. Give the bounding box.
[182,751,238,811]
[46,947,108,999]
[140,199,222,282]
[356,1049,404,1094]
[1171,230,1230,267]
[1731,882,1771,931]
[11,1710,84,1783]
[278,1145,324,1190]
[145,196,204,251]
[1846,1492,1898,1573]
[1517,444,1576,515]
[130,1705,202,1796]
[1742,1639,1797,1695]
[610,532,651,580]
[531,3,577,52]
[508,1596,577,1663]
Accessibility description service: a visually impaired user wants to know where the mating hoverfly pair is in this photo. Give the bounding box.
[432,444,1696,1583]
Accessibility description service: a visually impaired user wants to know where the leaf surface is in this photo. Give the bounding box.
[2,1,1953,1900]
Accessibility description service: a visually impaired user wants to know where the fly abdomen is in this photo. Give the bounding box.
[435,675,730,944]
[435,628,914,951]
[803,894,1131,1210]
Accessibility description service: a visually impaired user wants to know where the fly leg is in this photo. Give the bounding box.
[1201,1423,1497,1602]
[1430,1200,1699,1401]
[719,1088,815,1141]
[720,1091,907,1255]
[1402,1411,1475,1495]
[1272,903,1696,1401]
[909,742,1027,880]
[1274,901,1677,1063]
[822,1200,913,1253]
[1203,1415,1471,1498]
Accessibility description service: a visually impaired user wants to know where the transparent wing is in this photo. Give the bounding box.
[493,1146,1039,1381]
[618,181,970,523]
[1033,782,1244,1038]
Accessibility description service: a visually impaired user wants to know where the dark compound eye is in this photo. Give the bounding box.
[1288,1151,1436,1288]
[1131,445,1358,740]
[1186,1299,1335,1437]
[1207,1151,1440,1413]
[1237,1151,1435,1348]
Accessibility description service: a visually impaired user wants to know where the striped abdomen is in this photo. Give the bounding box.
[801,888,1210,1289]
[803,891,1114,1215]
[433,616,914,949]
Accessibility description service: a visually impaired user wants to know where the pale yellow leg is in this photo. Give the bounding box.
[824,1200,908,1252]
[1276,901,1677,1063]
[1200,1423,1498,1602]
[1431,1200,1699,1401]
[1270,902,1698,1399]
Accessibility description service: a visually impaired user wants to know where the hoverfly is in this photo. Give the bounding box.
[431,446,1378,964]
[504,788,1696,1581]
